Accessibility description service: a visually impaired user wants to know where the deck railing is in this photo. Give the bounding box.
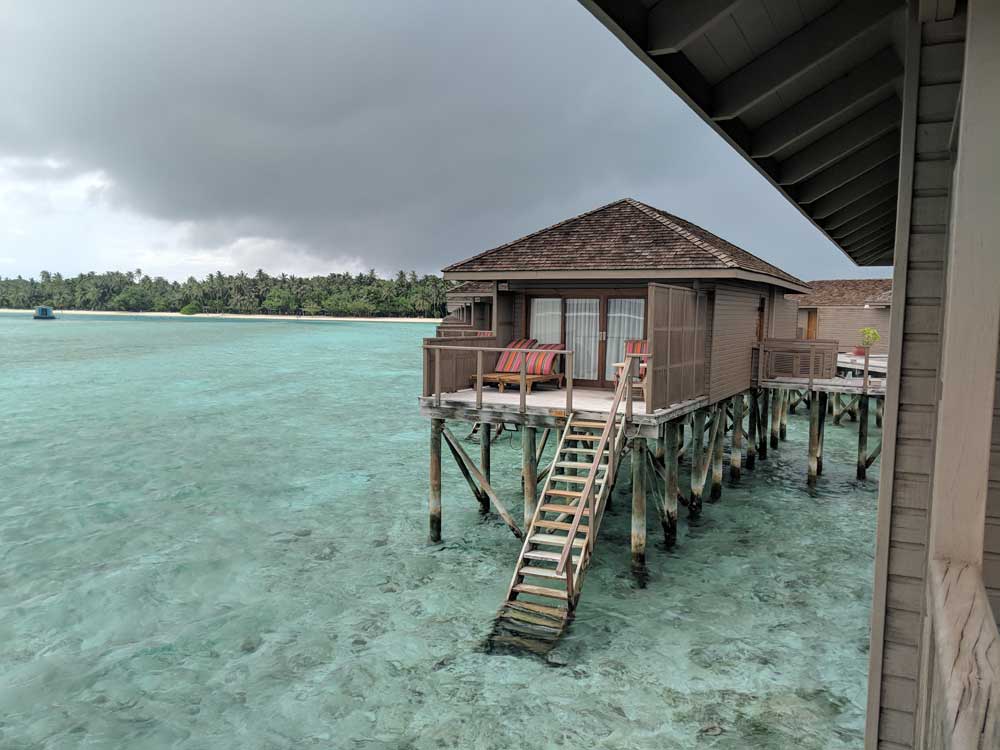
[925,559,1000,748]
[760,338,838,384]
[422,340,575,413]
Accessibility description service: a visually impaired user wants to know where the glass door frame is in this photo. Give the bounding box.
[524,290,648,389]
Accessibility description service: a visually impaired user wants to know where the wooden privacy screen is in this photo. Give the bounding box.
[762,338,838,380]
[422,336,498,397]
[646,283,708,412]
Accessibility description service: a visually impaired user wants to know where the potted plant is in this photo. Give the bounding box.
[855,326,880,355]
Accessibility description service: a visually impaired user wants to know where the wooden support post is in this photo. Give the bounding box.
[833,392,844,426]
[875,397,883,428]
[662,421,680,548]
[847,395,858,422]
[769,389,780,449]
[857,395,870,481]
[779,389,788,440]
[479,422,492,513]
[826,394,834,416]
[631,437,647,572]
[711,399,726,501]
[788,389,799,414]
[807,393,819,489]
[731,394,744,481]
[522,427,537,526]
[758,388,770,461]
[817,392,828,476]
[746,390,758,470]
[690,409,707,517]
[429,418,443,542]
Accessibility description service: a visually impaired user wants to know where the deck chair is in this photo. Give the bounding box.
[471,338,564,393]
[615,339,650,402]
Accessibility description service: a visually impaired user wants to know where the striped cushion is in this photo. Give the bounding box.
[495,338,537,373]
[618,339,649,380]
[476,330,494,337]
[524,343,563,375]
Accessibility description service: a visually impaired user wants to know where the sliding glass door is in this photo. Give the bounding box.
[604,297,646,381]
[565,298,600,383]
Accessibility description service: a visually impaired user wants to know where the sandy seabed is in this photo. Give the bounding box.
[0,308,441,323]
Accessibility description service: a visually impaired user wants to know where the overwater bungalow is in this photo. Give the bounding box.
[419,198,866,649]
[33,305,56,320]
[789,279,893,354]
[567,1,998,746]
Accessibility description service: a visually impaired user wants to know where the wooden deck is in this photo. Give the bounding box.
[418,386,708,438]
[759,375,887,396]
[838,353,888,375]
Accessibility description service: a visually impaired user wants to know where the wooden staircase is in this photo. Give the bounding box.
[487,360,638,655]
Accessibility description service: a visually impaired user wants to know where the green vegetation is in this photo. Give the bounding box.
[858,326,881,348]
[179,302,202,315]
[0,269,449,317]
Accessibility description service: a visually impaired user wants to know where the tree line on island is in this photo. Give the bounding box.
[0,269,450,317]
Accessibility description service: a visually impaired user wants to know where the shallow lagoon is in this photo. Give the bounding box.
[0,313,878,748]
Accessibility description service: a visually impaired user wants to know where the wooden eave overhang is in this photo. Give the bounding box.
[576,0,919,267]
[444,268,811,294]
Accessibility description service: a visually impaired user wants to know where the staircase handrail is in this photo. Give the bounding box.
[556,355,637,576]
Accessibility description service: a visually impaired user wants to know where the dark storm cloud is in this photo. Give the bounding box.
[0,0,878,278]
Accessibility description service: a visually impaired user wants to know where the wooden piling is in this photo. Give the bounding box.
[769,389,780,449]
[833,392,844,426]
[746,390,758,470]
[857,395,870,480]
[875,397,883,428]
[817,392,828,476]
[479,423,492,513]
[631,437,647,571]
[690,409,707,517]
[758,388,770,461]
[662,421,680,548]
[731,394,744,481]
[779,389,788,440]
[522,427,537,525]
[430,418,443,542]
[711,399,726,500]
[807,393,819,489]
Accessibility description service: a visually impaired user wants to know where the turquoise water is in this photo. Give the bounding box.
[1,313,878,749]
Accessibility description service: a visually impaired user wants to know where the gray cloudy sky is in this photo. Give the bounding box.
[0,0,889,282]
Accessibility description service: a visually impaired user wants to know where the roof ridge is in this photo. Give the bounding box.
[441,198,633,273]
[624,199,737,269]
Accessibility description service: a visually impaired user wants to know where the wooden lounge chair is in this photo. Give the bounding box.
[614,339,650,402]
[472,340,566,393]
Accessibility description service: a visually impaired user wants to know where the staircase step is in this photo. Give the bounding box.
[564,448,607,456]
[530,532,587,548]
[566,434,601,442]
[556,461,606,470]
[518,565,564,580]
[546,488,583,498]
[573,420,615,429]
[500,608,565,629]
[513,583,568,600]
[550,474,605,485]
[533,519,587,533]
[523,549,581,565]
[504,599,569,619]
[539,503,589,515]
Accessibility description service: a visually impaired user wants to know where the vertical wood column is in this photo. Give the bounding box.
[833,392,844,426]
[808,393,820,489]
[429,418,444,542]
[711,400,726,500]
[857,395,870,481]
[875,398,883,428]
[779,389,788,440]
[817,392,828,476]
[663,421,679,548]
[746,391,758,470]
[690,409,706,517]
[522,427,537,525]
[758,388,770,461]
[479,422,492,513]
[631,437,647,571]
[769,390,780,449]
[731,394,744,481]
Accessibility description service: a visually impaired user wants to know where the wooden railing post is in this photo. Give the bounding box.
[565,351,574,413]
[519,356,527,413]
[808,344,815,388]
[862,346,870,395]
[434,348,441,407]
[475,350,483,409]
[626,356,634,420]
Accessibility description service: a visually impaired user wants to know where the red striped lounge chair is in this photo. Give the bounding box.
[615,339,650,401]
[470,338,563,393]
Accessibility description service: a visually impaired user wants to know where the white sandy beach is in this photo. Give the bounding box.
[0,308,441,324]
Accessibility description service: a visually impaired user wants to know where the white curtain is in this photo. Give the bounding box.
[529,298,562,344]
[605,298,645,379]
[565,298,600,380]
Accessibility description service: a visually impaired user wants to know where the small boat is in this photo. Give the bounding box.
[33,306,56,320]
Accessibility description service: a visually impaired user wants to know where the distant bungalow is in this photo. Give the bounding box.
[33,306,56,320]
[787,279,892,354]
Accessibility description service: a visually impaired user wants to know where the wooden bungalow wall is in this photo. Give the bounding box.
[985,335,1000,618]
[770,293,798,340]
[796,305,892,354]
[708,284,761,403]
[866,10,964,748]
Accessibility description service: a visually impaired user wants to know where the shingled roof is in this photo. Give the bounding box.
[442,198,807,291]
[791,279,893,307]
[446,281,494,298]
